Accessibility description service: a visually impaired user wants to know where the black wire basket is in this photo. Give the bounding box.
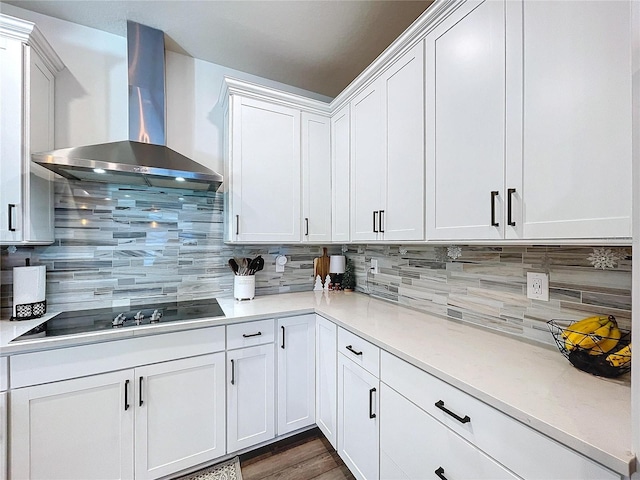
[547,319,631,378]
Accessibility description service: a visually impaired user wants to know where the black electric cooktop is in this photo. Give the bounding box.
[12,298,225,342]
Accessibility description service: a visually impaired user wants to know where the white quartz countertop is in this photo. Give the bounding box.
[0,291,634,475]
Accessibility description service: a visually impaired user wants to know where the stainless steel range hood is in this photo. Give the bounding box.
[32,21,223,192]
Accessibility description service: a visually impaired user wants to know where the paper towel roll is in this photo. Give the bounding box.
[13,265,46,318]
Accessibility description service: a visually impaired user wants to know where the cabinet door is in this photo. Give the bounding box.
[230,95,301,242]
[331,104,350,243]
[0,392,6,480]
[519,0,632,239]
[316,315,337,449]
[277,315,315,435]
[135,353,226,480]
[227,344,275,452]
[10,370,135,480]
[383,41,425,241]
[301,112,331,243]
[426,0,506,240]
[380,384,518,480]
[350,80,385,242]
[337,354,379,480]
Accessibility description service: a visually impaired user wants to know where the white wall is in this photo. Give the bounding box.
[0,3,332,174]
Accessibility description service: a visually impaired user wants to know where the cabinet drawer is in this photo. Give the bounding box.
[380,383,518,480]
[337,328,379,376]
[227,319,275,349]
[380,351,618,480]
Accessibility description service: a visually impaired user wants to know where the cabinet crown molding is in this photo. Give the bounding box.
[0,14,65,74]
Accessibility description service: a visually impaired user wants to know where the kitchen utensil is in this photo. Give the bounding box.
[235,257,248,275]
[254,256,264,273]
[228,259,239,275]
[248,256,262,275]
[314,248,331,282]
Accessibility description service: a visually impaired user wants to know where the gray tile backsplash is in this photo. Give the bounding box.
[0,179,632,347]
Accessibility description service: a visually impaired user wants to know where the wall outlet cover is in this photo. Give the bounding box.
[527,272,549,301]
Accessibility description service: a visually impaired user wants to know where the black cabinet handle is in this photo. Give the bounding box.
[230,359,235,385]
[379,210,384,233]
[236,215,239,235]
[507,188,516,226]
[124,379,130,411]
[305,217,309,236]
[8,204,16,232]
[435,467,447,480]
[490,191,499,227]
[373,211,378,233]
[281,326,285,349]
[345,345,363,356]
[139,376,144,406]
[435,400,471,424]
[242,331,262,338]
[369,387,377,419]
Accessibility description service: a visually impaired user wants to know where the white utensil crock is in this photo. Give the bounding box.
[234,275,255,300]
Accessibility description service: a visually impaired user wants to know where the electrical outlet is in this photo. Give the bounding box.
[370,258,379,274]
[527,272,549,301]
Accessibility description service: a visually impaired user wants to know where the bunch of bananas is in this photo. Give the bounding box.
[563,315,621,354]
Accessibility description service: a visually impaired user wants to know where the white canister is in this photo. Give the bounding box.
[234,275,255,300]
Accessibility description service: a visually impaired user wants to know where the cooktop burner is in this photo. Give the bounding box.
[12,298,225,341]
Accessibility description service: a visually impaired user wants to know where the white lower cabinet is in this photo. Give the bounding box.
[10,370,135,480]
[315,315,337,448]
[337,352,379,480]
[277,315,316,435]
[0,391,8,480]
[380,384,518,480]
[226,344,275,452]
[134,353,226,480]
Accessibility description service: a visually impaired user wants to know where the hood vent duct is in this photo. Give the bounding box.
[32,21,223,192]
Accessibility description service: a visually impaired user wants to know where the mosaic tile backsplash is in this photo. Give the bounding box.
[0,179,632,347]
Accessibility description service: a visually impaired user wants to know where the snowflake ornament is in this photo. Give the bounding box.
[587,248,622,270]
[447,246,462,260]
[399,247,408,255]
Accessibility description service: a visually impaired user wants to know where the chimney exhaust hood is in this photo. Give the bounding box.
[32,21,223,192]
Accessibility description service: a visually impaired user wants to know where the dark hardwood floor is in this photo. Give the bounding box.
[239,428,355,480]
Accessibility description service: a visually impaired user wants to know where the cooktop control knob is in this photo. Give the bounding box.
[112,313,126,327]
[150,309,163,323]
[134,311,144,325]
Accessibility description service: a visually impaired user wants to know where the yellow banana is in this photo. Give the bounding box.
[606,343,632,367]
[564,315,611,351]
[589,324,621,355]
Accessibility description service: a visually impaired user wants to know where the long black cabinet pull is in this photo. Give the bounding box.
[236,215,239,235]
[230,359,235,385]
[379,210,385,233]
[345,345,363,356]
[281,326,285,349]
[124,379,130,411]
[435,467,447,480]
[8,204,16,232]
[369,387,377,419]
[507,188,516,226]
[373,211,378,233]
[435,400,471,424]
[490,191,499,227]
[139,376,144,407]
[242,331,262,338]
[305,218,309,236]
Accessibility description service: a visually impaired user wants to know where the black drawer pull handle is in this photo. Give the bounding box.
[379,210,384,233]
[281,326,285,349]
[230,359,235,385]
[139,376,144,406]
[369,387,377,418]
[124,379,130,411]
[507,188,516,226]
[490,191,499,227]
[236,214,239,235]
[435,400,471,424]
[435,467,447,480]
[345,345,363,356]
[8,204,16,232]
[373,211,378,233]
[242,331,262,338]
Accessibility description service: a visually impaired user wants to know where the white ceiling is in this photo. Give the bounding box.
[3,0,433,98]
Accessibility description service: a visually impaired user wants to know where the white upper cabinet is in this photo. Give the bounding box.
[0,15,64,245]
[226,94,301,243]
[426,0,632,242]
[331,104,351,243]
[301,112,332,243]
[351,41,425,242]
[519,0,632,239]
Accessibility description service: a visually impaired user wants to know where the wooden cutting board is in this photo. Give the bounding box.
[314,247,331,281]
